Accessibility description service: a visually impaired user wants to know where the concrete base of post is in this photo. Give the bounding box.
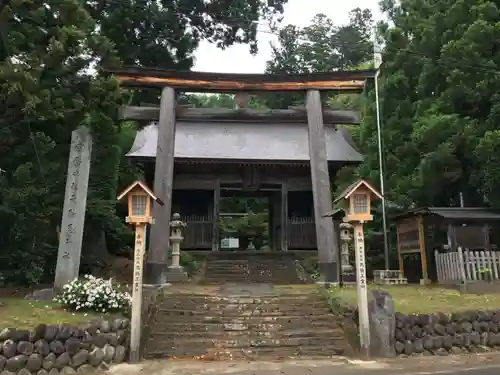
[166,265,188,283]
[318,262,339,283]
[145,262,168,285]
[360,346,371,360]
[143,283,171,289]
[129,348,140,363]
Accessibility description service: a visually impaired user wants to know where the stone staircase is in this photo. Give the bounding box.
[200,252,309,284]
[143,286,351,360]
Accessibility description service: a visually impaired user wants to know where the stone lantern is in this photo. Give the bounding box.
[167,213,188,282]
[340,222,354,275]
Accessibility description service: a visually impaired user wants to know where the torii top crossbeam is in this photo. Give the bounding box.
[103,66,376,92]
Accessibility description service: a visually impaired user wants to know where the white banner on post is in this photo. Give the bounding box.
[130,224,146,363]
[354,223,370,358]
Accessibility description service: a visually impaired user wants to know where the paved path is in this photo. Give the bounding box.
[108,353,500,375]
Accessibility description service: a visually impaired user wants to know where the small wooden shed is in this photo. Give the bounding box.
[394,207,500,284]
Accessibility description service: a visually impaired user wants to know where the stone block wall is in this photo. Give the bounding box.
[395,311,500,356]
[325,288,500,358]
[0,318,130,375]
[140,285,168,356]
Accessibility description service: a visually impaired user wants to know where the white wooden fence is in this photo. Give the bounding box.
[435,247,500,284]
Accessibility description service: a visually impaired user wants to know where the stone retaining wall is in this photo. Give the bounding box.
[325,288,500,358]
[0,318,130,375]
[395,311,500,356]
[140,285,169,357]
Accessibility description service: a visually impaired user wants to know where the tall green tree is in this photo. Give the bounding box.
[90,0,289,104]
[358,0,500,210]
[0,0,126,284]
[179,93,268,109]
[265,8,374,108]
[0,0,289,284]
[349,0,500,267]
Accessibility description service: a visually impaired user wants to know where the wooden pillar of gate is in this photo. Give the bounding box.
[146,86,176,285]
[306,90,338,283]
[212,179,221,251]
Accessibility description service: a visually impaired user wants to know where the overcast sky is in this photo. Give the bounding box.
[193,0,382,74]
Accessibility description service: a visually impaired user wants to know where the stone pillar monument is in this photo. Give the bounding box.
[54,127,92,290]
[166,213,188,282]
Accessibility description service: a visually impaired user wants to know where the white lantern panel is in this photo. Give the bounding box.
[132,194,148,216]
[353,194,368,213]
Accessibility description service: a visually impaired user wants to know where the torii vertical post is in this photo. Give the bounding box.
[146,86,176,285]
[306,90,339,283]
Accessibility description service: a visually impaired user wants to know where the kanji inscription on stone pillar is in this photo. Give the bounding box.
[54,127,92,290]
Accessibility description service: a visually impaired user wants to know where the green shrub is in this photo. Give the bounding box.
[167,248,200,275]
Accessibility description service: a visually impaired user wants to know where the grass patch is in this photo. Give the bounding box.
[0,298,112,330]
[328,284,500,314]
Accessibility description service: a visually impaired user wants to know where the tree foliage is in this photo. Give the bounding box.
[0,0,287,285]
[6,0,500,283]
[265,9,374,108]
[263,1,500,266]
[0,0,126,284]
[180,93,268,109]
[359,0,500,210]
[91,0,289,104]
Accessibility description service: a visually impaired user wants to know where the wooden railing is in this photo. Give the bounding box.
[180,215,319,250]
[287,216,316,249]
[181,215,213,249]
[435,247,500,283]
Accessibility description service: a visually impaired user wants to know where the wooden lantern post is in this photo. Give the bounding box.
[117,181,164,363]
[334,179,383,359]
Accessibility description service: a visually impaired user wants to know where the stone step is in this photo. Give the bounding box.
[206,265,290,270]
[201,278,251,280]
[201,276,250,280]
[157,298,327,305]
[144,344,345,360]
[144,285,349,361]
[152,314,339,324]
[156,295,326,305]
[200,278,300,282]
[148,328,344,339]
[205,266,291,271]
[155,307,332,317]
[149,320,341,332]
[206,261,250,265]
[156,303,330,312]
[206,264,249,268]
[201,258,304,284]
[159,298,328,311]
[200,279,305,285]
[145,335,344,350]
[202,270,249,273]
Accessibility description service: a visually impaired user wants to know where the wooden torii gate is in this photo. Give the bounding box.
[104,68,375,285]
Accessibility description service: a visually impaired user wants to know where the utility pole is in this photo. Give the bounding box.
[373,29,390,270]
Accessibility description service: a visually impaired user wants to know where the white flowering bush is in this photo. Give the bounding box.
[55,275,131,313]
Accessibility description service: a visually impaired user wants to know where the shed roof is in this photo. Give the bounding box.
[394,207,500,222]
[126,122,363,163]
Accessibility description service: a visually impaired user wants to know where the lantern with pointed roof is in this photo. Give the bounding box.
[117,180,164,225]
[334,179,382,223]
